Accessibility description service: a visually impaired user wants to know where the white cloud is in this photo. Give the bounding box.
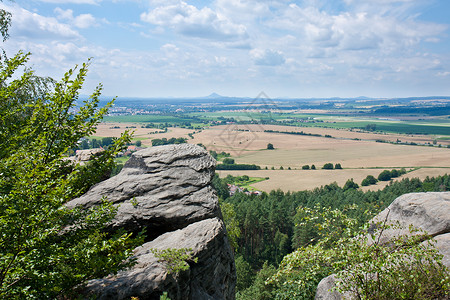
[268,3,446,54]
[39,0,101,4]
[0,3,80,40]
[250,49,285,66]
[55,8,97,29]
[140,1,248,40]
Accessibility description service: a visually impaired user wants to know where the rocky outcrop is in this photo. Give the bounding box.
[66,144,236,300]
[315,192,450,300]
[71,148,104,164]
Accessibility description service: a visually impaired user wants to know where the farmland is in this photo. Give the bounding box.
[95,97,449,192]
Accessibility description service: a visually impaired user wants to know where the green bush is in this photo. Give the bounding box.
[322,163,334,170]
[378,170,392,181]
[361,175,378,186]
[343,179,359,191]
[302,165,310,170]
[223,158,235,165]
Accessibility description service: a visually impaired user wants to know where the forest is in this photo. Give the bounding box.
[213,174,450,299]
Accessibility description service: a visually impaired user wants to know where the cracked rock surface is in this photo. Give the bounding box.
[67,144,236,300]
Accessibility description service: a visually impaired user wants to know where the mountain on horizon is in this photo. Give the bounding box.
[204,92,224,99]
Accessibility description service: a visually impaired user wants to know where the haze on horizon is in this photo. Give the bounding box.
[1,0,450,99]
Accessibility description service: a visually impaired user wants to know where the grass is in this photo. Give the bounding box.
[103,115,196,124]
[228,176,268,191]
[115,156,130,164]
[294,120,450,135]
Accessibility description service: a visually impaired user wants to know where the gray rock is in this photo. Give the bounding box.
[432,232,450,268]
[315,274,345,300]
[67,144,235,299]
[315,192,450,299]
[372,192,450,239]
[66,144,220,239]
[85,218,236,300]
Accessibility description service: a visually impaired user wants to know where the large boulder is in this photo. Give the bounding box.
[371,192,450,241]
[67,144,236,300]
[315,192,450,300]
[66,143,220,239]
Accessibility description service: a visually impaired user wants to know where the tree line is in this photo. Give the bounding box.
[213,174,450,299]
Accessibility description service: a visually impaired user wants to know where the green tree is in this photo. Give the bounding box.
[235,256,254,292]
[0,51,141,298]
[150,248,197,275]
[101,136,114,147]
[343,179,359,191]
[223,158,235,165]
[378,170,392,181]
[237,262,277,300]
[361,175,378,186]
[301,165,310,170]
[334,163,342,169]
[311,164,316,170]
[322,163,334,170]
[267,143,274,150]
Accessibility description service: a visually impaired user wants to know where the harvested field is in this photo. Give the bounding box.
[94,123,195,146]
[191,124,450,169]
[95,122,449,192]
[217,167,449,192]
[191,124,450,150]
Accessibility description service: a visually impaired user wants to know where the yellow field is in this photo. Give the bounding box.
[94,123,195,146]
[217,168,449,192]
[96,122,450,192]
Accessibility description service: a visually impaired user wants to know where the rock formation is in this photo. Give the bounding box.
[70,148,104,164]
[315,191,450,300]
[66,143,236,300]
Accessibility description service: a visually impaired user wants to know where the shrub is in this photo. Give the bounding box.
[391,169,400,178]
[223,158,235,165]
[216,164,261,170]
[335,163,342,169]
[361,175,378,186]
[150,248,197,275]
[343,179,359,191]
[322,163,334,170]
[378,170,392,181]
[267,143,274,150]
[302,165,310,170]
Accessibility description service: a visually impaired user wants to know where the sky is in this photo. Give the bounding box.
[1,0,450,98]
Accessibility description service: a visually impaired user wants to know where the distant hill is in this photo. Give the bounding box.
[204,92,224,99]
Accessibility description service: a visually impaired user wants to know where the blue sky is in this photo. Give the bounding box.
[1,0,450,98]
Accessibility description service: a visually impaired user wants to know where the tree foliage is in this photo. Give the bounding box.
[150,248,197,275]
[151,137,186,146]
[0,51,141,298]
[268,207,449,300]
[322,163,334,170]
[361,175,378,186]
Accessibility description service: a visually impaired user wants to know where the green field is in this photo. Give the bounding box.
[294,119,450,135]
[103,115,196,124]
